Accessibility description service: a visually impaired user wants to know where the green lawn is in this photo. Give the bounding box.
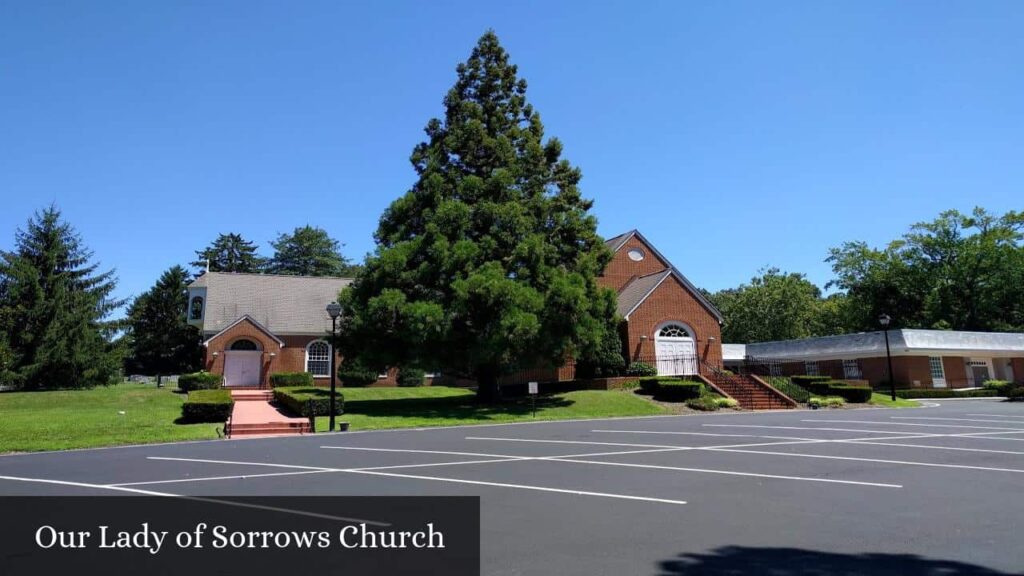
[317,386,669,432]
[868,392,920,408]
[0,383,220,453]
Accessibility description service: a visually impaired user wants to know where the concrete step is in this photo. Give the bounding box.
[229,420,308,431]
[230,425,310,437]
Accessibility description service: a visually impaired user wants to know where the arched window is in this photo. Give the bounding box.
[657,323,692,339]
[230,339,259,351]
[190,296,204,320]
[306,340,331,377]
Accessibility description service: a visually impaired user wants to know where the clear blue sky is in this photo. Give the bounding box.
[2,1,1021,314]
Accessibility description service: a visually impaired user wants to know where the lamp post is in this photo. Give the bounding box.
[326,301,342,432]
[879,313,895,401]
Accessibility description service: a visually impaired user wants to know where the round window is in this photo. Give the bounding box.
[627,249,645,262]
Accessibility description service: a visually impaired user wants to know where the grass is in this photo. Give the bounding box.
[0,383,221,453]
[869,392,920,408]
[316,386,669,432]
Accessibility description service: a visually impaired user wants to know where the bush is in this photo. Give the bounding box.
[893,388,999,399]
[338,359,379,387]
[983,380,1014,395]
[178,371,223,392]
[273,387,343,417]
[638,376,685,394]
[1005,387,1024,402]
[809,396,846,409]
[270,372,314,388]
[397,367,426,388]
[767,377,810,403]
[792,375,833,388]
[828,384,872,403]
[654,381,703,402]
[714,397,739,409]
[686,396,720,411]
[626,362,657,377]
[181,389,233,422]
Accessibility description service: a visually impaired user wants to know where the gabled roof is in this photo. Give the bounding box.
[617,270,672,318]
[202,315,285,347]
[189,272,353,336]
[604,229,724,323]
[743,329,1024,360]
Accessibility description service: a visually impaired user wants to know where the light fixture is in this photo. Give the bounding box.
[878,313,891,327]
[326,301,342,319]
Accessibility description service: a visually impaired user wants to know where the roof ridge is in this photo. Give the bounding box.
[204,271,356,280]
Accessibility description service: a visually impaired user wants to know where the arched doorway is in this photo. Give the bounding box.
[654,322,697,376]
[224,339,262,387]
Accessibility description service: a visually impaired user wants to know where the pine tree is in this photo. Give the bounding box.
[125,265,203,384]
[340,31,616,401]
[0,206,124,389]
[267,225,353,276]
[191,233,264,273]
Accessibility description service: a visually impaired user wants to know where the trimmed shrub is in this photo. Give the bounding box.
[638,377,660,394]
[270,372,314,388]
[397,367,426,387]
[983,380,1014,395]
[828,385,873,403]
[178,371,222,392]
[654,381,703,402]
[338,359,379,387]
[686,396,720,411]
[626,362,657,377]
[805,381,834,396]
[714,397,739,409]
[181,389,233,422]
[809,396,846,409]
[768,377,810,403]
[893,388,999,399]
[273,387,343,417]
[1005,387,1024,402]
[792,375,833,388]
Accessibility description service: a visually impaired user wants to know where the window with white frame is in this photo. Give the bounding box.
[805,361,819,376]
[842,359,862,379]
[929,356,945,380]
[305,340,331,377]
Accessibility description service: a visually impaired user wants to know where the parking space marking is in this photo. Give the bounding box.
[707,447,1024,475]
[968,414,1024,419]
[702,424,925,435]
[465,436,827,452]
[591,430,817,441]
[841,440,1024,456]
[801,419,1024,431]
[890,416,1024,426]
[319,445,526,459]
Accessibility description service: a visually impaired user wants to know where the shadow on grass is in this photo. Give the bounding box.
[657,546,1011,576]
[344,394,575,421]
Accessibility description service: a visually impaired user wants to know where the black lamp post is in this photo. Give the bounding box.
[326,301,342,432]
[879,313,895,401]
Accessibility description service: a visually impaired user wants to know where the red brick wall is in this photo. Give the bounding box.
[599,235,671,292]
[624,275,722,368]
[942,357,969,388]
[204,320,340,388]
[1012,358,1024,384]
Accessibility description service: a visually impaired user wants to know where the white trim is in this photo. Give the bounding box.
[202,315,285,348]
[304,339,332,378]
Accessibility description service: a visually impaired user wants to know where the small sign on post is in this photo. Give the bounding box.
[528,381,538,417]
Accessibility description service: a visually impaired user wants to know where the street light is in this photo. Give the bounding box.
[879,313,895,401]
[326,301,343,432]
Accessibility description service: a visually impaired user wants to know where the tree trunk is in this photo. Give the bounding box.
[156,373,163,388]
[475,364,501,403]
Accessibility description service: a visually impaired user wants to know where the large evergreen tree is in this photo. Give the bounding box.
[339,31,616,401]
[0,207,124,389]
[124,265,203,384]
[267,225,355,276]
[191,233,264,273]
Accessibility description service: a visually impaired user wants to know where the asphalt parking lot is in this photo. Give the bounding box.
[2,399,1023,575]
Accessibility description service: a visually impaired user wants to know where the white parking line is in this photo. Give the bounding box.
[591,430,817,441]
[464,437,682,449]
[801,419,1024,431]
[708,447,1024,475]
[319,445,525,459]
[968,414,1024,419]
[840,441,1024,456]
[890,416,1024,426]
[702,424,925,435]
[465,436,826,452]
[0,473,388,525]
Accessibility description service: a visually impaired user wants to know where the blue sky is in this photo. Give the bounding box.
[1,1,1021,313]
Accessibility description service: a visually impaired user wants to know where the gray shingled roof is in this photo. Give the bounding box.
[616,270,672,317]
[189,272,353,336]
[604,230,635,252]
[743,329,1024,360]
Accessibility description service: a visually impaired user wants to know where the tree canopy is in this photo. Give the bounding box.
[338,31,617,400]
[124,265,203,381]
[191,233,264,273]
[267,225,358,276]
[0,207,124,389]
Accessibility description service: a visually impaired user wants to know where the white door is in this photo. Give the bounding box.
[224,351,261,387]
[655,338,697,376]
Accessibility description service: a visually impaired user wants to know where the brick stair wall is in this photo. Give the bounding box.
[706,373,797,410]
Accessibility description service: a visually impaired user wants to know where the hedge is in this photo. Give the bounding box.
[893,388,1000,399]
[638,376,687,394]
[397,367,426,388]
[653,381,703,401]
[273,387,344,417]
[178,371,223,392]
[270,372,314,388]
[1006,387,1024,402]
[983,380,1015,395]
[828,385,873,403]
[338,360,379,387]
[792,375,833,388]
[809,396,846,408]
[181,390,234,423]
[626,362,657,377]
[686,396,720,411]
